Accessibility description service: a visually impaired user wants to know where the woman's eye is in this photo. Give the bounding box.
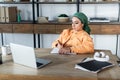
[74,22,79,24]
[72,22,79,24]
[75,22,79,24]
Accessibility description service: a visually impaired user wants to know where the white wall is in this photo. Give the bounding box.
[80,4,119,21]
[38,4,77,21]
[117,35,120,58]
[3,33,34,47]
[91,35,117,55]
[40,34,59,48]
[0,34,2,46]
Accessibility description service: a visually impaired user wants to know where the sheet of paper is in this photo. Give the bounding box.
[50,48,76,55]
[50,48,59,54]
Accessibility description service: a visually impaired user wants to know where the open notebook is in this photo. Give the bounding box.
[75,57,114,73]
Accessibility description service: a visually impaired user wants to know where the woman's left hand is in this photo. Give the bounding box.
[59,47,71,55]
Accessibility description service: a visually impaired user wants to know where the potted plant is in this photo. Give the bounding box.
[58,14,69,22]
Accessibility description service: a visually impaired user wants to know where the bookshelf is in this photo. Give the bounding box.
[0,0,120,48]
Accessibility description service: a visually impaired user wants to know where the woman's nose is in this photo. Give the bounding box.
[72,26,75,29]
[72,23,75,27]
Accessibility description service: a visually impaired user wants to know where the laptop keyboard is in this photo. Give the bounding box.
[36,62,43,67]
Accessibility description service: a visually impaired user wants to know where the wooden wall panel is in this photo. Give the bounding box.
[56,25,70,34]
[34,24,56,34]
[89,24,101,34]
[0,23,120,34]
[101,25,120,34]
[13,24,33,33]
[0,24,12,33]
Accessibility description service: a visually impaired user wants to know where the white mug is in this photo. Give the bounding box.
[1,45,11,56]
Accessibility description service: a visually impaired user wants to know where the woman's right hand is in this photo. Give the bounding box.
[58,47,71,55]
[57,42,63,49]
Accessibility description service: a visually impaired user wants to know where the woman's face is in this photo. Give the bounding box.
[72,17,84,32]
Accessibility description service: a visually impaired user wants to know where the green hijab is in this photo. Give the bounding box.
[73,12,91,34]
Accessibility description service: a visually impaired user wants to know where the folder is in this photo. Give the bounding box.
[75,57,114,73]
[1,6,5,22]
[5,6,17,22]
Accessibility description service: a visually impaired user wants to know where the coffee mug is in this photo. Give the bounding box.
[1,45,11,56]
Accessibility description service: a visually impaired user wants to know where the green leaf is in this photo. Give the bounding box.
[58,14,68,17]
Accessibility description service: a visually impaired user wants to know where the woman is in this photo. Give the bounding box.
[52,12,94,54]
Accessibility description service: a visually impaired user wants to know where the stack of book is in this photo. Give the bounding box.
[0,6,17,23]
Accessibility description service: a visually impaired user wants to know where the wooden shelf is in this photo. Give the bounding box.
[0,2,32,4]
[80,1,120,4]
[0,23,120,34]
[0,24,13,33]
[13,24,33,33]
[34,1,120,4]
[34,24,56,34]
[35,2,76,4]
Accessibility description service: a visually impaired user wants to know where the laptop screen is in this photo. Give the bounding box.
[10,43,37,68]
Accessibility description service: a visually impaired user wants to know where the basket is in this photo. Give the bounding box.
[58,17,69,22]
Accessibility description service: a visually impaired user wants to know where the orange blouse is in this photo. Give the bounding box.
[52,29,94,54]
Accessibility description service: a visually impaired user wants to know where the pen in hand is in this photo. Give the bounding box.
[57,40,63,49]
[57,40,71,54]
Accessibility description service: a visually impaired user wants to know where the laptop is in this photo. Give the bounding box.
[10,43,51,69]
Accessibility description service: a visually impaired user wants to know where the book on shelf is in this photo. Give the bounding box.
[89,17,110,22]
[0,6,6,22]
[0,6,17,23]
[5,6,17,22]
[75,57,114,73]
